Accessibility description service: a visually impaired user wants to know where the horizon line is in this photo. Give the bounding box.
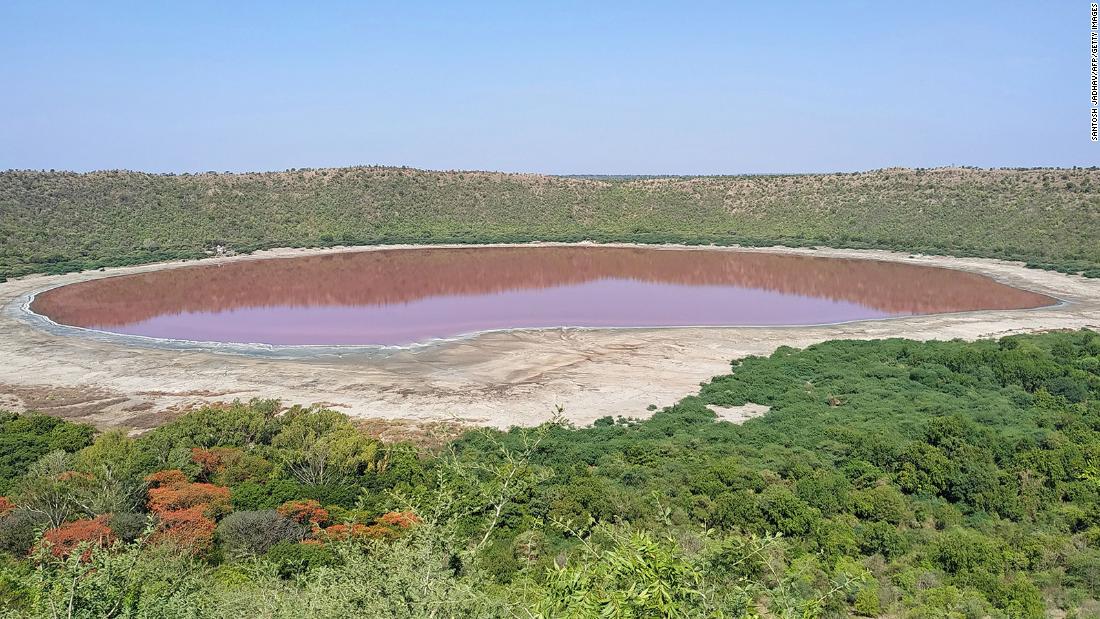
[3,164,1099,178]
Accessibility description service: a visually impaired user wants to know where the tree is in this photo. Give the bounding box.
[271,408,382,486]
[12,451,81,528]
[0,414,94,495]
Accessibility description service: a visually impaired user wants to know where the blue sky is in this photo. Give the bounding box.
[0,1,1093,174]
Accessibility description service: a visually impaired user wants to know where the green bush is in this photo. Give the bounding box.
[0,510,46,556]
[263,541,338,579]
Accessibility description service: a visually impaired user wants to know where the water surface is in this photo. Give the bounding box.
[30,247,1056,346]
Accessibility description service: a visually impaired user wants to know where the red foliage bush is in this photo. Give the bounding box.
[39,516,115,558]
[277,499,330,527]
[148,481,230,517]
[145,469,189,488]
[321,523,380,543]
[143,469,229,554]
[376,510,421,529]
[315,511,421,543]
[317,523,353,540]
[0,496,15,518]
[151,506,216,553]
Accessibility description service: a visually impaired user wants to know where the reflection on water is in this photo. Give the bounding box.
[31,247,1056,346]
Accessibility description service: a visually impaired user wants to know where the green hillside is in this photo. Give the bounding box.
[1,166,1098,280]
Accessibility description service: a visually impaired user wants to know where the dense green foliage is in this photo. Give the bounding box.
[2,330,1100,616]
[0,414,94,495]
[2,166,1098,280]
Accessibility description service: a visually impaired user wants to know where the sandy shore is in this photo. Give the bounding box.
[1,243,1098,431]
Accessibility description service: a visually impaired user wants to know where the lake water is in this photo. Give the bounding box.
[30,247,1056,346]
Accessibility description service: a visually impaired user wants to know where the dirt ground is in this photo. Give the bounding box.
[2,243,1098,432]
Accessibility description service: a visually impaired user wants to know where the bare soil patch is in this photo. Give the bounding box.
[707,403,771,424]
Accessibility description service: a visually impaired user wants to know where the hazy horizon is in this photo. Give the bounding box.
[3,164,1098,177]
[2,1,1094,174]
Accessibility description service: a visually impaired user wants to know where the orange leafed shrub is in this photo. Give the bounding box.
[316,512,421,543]
[148,481,230,517]
[144,469,228,554]
[39,516,115,558]
[376,510,421,529]
[317,523,354,540]
[0,496,15,518]
[277,499,329,527]
[151,506,216,553]
[145,469,189,488]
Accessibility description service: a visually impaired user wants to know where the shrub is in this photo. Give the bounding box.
[0,510,47,556]
[191,447,237,480]
[857,521,909,560]
[152,506,216,554]
[277,499,329,527]
[38,516,115,558]
[109,512,149,542]
[932,530,1005,576]
[851,485,908,524]
[144,469,188,488]
[192,447,273,485]
[263,540,338,578]
[317,522,396,542]
[375,511,420,530]
[853,583,881,616]
[216,510,306,558]
[146,475,230,517]
[757,485,819,536]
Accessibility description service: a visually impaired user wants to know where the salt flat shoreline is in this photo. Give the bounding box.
[1,242,1098,431]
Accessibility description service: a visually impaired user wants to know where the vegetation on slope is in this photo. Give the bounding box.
[1,166,1098,280]
[1,330,1099,616]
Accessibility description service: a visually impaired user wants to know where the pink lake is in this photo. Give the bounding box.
[30,246,1056,346]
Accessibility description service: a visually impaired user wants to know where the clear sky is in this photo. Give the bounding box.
[0,1,1094,174]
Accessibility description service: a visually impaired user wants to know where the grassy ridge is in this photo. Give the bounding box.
[1,166,1098,280]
